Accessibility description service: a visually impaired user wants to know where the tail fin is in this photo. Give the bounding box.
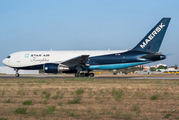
[132,18,171,53]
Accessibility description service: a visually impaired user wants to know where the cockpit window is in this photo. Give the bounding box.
[7,56,11,58]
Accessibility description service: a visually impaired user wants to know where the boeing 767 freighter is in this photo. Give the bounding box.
[2,18,171,77]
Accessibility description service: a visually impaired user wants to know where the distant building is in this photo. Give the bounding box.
[156,69,166,72]
[0,66,39,75]
[167,67,176,71]
[150,65,156,68]
[135,65,150,71]
[143,65,150,71]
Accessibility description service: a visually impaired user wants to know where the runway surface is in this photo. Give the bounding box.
[0,75,132,79]
[0,75,179,79]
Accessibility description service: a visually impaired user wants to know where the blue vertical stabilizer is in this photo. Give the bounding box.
[132,18,171,53]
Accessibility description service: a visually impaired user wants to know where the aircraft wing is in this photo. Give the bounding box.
[61,55,90,67]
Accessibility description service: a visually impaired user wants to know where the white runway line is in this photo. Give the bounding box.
[129,77,179,79]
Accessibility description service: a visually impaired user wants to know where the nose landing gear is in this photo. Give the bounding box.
[15,69,20,77]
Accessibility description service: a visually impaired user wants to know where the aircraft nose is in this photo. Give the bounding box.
[2,59,7,65]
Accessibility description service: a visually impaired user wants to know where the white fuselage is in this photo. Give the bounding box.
[3,50,125,68]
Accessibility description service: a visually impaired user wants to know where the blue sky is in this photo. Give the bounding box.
[0,0,179,66]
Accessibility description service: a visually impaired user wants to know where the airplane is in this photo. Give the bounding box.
[2,18,171,77]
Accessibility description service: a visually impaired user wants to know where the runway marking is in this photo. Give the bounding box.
[129,77,179,79]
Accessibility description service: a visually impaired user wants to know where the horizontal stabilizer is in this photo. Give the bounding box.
[140,52,166,60]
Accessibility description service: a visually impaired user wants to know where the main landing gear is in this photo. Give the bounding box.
[74,66,94,77]
[74,73,94,77]
[15,69,20,77]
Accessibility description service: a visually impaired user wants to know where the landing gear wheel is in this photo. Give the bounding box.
[15,73,19,77]
[75,73,94,77]
[75,73,80,77]
[89,73,94,77]
[85,73,90,77]
[80,73,85,77]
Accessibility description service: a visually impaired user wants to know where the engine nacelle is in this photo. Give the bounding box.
[43,63,70,73]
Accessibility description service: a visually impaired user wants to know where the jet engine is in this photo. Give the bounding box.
[43,63,70,73]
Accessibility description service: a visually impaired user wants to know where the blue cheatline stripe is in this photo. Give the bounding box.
[85,62,151,70]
